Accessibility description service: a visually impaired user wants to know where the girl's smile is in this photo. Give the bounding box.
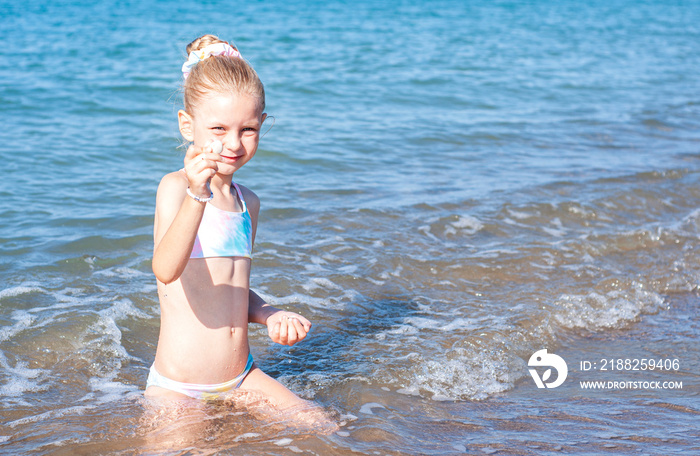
[220,153,241,161]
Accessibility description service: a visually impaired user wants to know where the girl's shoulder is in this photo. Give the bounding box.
[155,170,188,207]
[159,169,189,188]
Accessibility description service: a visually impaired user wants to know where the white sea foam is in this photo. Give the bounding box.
[298,235,346,249]
[400,316,483,333]
[503,217,525,227]
[679,208,700,232]
[338,264,358,274]
[400,350,522,401]
[100,298,151,321]
[378,265,404,281]
[339,413,358,422]
[0,309,34,342]
[553,285,664,331]
[0,351,47,399]
[234,432,261,442]
[359,402,386,414]
[0,285,45,301]
[93,266,150,280]
[276,372,342,400]
[444,225,458,236]
[63,299,149,403]
[506,208,534,220]
[450,215,484,234]
[1,293,147,408]
[384,324,419,336]
[542,226,566,237]
[260,288,359,310]
[5,405,92,429]
[88,379,141,403]
[302,277,342,292]
[395,386,421,396]
[366,277,386,287]
[54,286,86,301]
[259,292,332,309]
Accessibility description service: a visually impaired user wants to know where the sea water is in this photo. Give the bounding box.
[1,0,699,454]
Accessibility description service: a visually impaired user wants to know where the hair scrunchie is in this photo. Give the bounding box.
[182,42,241,80]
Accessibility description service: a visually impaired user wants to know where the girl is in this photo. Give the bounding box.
[147,35,314,410]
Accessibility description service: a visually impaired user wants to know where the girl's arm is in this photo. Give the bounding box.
[242,187,311,346]
[152,172,204,284]
[152,145,220,284]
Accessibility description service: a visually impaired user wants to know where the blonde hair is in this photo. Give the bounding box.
[183,34,265,114]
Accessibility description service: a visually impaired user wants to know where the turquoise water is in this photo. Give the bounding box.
[1,0,699,454]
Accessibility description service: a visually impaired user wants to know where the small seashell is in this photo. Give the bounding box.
[210,140,223,155]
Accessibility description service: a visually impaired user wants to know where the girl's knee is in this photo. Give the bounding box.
[238,366,306,409]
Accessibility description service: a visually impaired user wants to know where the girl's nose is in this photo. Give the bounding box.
[224,134,241,151]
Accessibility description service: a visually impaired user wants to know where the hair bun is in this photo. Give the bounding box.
[186,34,234,54]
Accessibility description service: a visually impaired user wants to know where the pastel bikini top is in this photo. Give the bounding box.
[190,183,253,259]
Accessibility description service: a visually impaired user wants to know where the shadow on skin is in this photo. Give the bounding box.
[179,258,248,330]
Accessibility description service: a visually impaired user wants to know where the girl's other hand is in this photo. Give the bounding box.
[266,311,312,346]
[183,142,222,196]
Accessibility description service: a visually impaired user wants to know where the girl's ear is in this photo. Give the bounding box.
[178,110,195,142]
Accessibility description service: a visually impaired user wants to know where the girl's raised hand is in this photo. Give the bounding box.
[183,140,223,197]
